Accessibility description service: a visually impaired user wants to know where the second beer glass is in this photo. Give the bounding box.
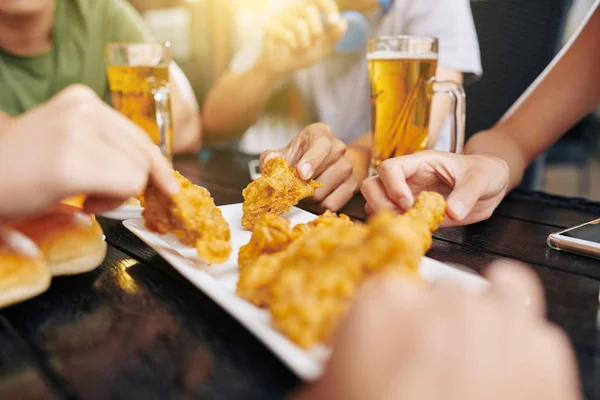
[368,36,465,174]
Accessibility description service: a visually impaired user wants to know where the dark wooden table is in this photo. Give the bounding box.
[1,150,599,399]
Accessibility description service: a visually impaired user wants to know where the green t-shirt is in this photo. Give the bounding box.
[0,0,154,116]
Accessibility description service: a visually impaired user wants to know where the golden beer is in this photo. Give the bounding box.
[367,36,466,174]
[105,43,174,162]
[106,65,173,158]
[369,53,438,168]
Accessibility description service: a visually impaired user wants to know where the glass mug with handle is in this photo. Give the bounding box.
[105,42,174,162]
[367,36,465,174]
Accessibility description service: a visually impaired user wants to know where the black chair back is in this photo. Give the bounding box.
[466,0,573,189]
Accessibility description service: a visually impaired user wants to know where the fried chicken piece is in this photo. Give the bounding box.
[292,210,353,236]
[241,158,322,230]
[238,214,297,270]
[142,171,231,264]
[236,251,289,308]
[264,192,446,348]
[236,211,353,307]
[405,190,447,231]
[238,211,353,270]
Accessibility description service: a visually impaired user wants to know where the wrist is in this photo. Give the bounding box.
[346,146,371,189]
[252,57,287,81]
[465,128,527,190]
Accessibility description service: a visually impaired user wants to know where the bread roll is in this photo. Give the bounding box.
[9,204,107,276]
[0,226,51,308]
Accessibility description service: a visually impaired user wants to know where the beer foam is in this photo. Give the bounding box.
[367,51,438,61]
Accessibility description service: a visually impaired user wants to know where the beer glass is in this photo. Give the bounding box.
[367,36,465,173]
[105,43,174,162]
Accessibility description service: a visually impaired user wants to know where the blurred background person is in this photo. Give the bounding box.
[0,0,202,154]
[202,0,481,158]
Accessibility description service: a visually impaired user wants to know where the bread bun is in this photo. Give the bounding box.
[0,226,51,308]
[9,204,107,276]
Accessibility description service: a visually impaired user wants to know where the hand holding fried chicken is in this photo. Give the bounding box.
[242,158,322,230]
[260,123,358,213]
[142,171,231,264]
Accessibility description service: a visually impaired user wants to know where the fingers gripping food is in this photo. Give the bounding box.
[142,171,232,264]
[242,158,322,230]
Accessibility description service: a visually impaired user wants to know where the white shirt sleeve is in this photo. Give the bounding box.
[390,0,483,84]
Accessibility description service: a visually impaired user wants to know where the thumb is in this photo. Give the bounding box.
[259,150,283,170]
[296,125,334,180]
[446,175,488,222]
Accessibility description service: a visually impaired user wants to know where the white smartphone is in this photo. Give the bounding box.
[547,218,600,260]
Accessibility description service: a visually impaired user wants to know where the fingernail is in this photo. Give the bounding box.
[451,202,467,220]
[168,179,180,195]
[398,198,412,211]
[299,163,313,180]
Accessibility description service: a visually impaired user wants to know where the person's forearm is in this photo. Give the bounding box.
[466,2,600,190]
[170,62,202,154]
[173,110,202,155]
[0,111,13,132]
[202,67,284,143]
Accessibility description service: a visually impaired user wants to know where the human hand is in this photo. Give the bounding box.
[361,150,510,226]
[0,84,178,220]
[301,261,581,400]
[260,123,357,212]
[256,0,347,75]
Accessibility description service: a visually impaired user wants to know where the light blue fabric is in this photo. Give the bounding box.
[378,0,393,13]
[335,11,370,53]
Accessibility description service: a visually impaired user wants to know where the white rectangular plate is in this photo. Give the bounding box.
[123,204,488,381]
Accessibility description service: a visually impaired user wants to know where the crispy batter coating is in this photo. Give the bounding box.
[238,214,297,270]
[241,158,322,230]
[405,190,447,231]
[237,211,353,306]
[142,171,231,264]
[249,192,446,348]
[292,210,353,236]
